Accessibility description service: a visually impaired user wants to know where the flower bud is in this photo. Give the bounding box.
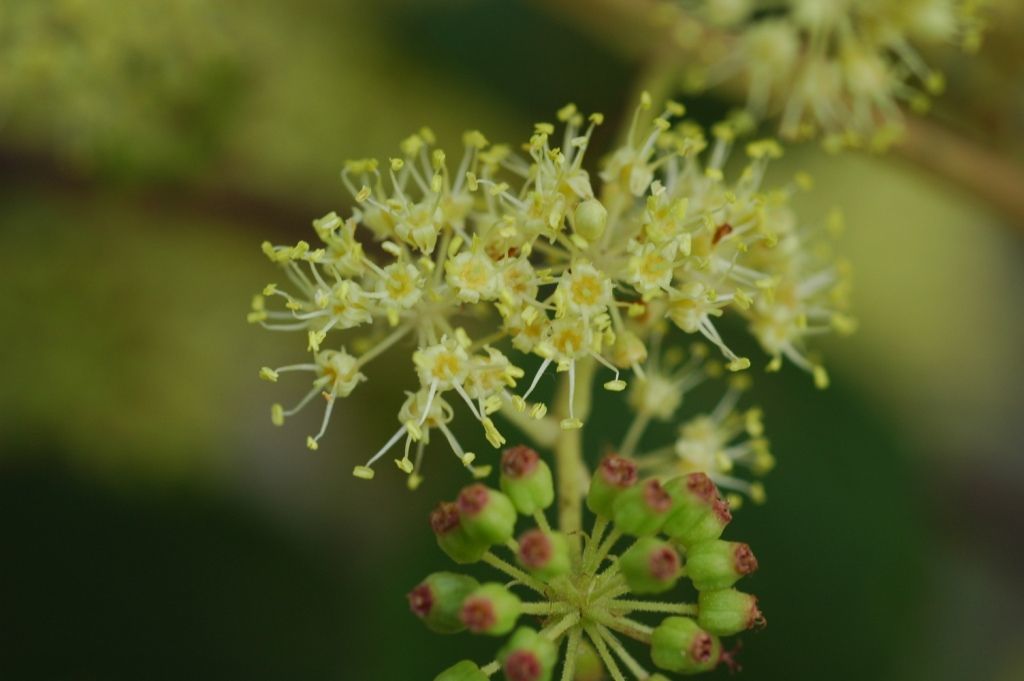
[612,478,674,536]
[498,627,558,681]
[697,588,765,636]
[434,660,489,681]
[460,583,522,636]
[500,446,555,515]
[587,454,638,516]
[431,501,489,564]
[661,473,732,547]
[618,537,682,594]
[572,639,603,681]
[457,484,518,546]
[408,572,480,634]
[516,529,571,580]
[650,617,721,674]
[573,198,608,242]
[686,540,758,592]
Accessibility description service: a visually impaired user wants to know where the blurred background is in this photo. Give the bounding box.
[2,0,1023,679]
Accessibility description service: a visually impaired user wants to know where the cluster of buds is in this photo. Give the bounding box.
[664,0,989,147]
[251,97,851,484]
[413,449,764,680]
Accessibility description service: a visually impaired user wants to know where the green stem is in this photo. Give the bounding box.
[593,613,653,645]
[560,628,582,681]
[542,612,582,641]
[481,661,500,676]
[596,623,649,679]
[482,551,547,594]
[607,599,697,615]
[521,601,573,616]
[553,356,597,547]
[584,624,628,681]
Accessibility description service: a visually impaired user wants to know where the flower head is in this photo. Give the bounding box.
[416,457,764,679]
[252,97,848,483]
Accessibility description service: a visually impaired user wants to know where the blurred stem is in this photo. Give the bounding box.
[898,118,1024,226]
[553,357,596,548]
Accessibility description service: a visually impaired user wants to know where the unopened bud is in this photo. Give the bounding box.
[460,583,522,636]
[586,454,638,517]
[408,572,480,634]
[650,617,721,674]
[618,537,682,594]
[457,484,518,546]
[697,588,765,636]
[500,446,555,515]
[686,540,758,592]
[661,473,732,547]
[430,501,488,564]
[574,199,608,242]
[516,529,571,580]
[498,627,558,681]
[573,639,604,681]
[612,479,675,537]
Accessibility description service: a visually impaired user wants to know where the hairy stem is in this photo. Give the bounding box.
[481,551,547,594]
[554,356,597,547]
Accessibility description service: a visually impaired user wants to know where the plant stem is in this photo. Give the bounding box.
[608,599,697,615]
[481,551,547,594]
[553,356,597,547]
[560,628,582,681]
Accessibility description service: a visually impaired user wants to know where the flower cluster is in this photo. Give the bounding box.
[668,0,989,147]
[415,448,763,681]
[623,346,775,506]
[251,98,850,484]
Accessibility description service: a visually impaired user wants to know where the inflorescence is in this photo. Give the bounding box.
[251,97,851,485]
[666,0,989,147]
[416,448,763,681]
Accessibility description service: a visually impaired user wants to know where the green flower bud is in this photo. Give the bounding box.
[618,537,682,594]
[686,540,758,592]
[457,484,518,546]
[460,583,522,636]
[434,660,489,681]
[408,572,480,634]
[498,626,558,681]
[697,588,765,636]
[500,446,554,515]
[574,198,608,242]
[587,454,639,517]
[661,473,732,547]
[516,529,571,580]
[612,478,674,536]
[431,501,489,564]
[573,639,604,681]
[650,617,721,674]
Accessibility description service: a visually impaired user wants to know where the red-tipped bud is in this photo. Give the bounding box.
[697,588,766,636]
[618,537,682,594]
[500,446,555,515]
[460,583,522,636]
[612,478,675,536]
[586,454,638,517]
[516,529,571,580]
[457,484,518,546]
[662,473,732,547]
[686,540,758,591]
[430,501,489,564]
[650,617,721,674]
[498,627,558,681]
[408,572,480,634]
